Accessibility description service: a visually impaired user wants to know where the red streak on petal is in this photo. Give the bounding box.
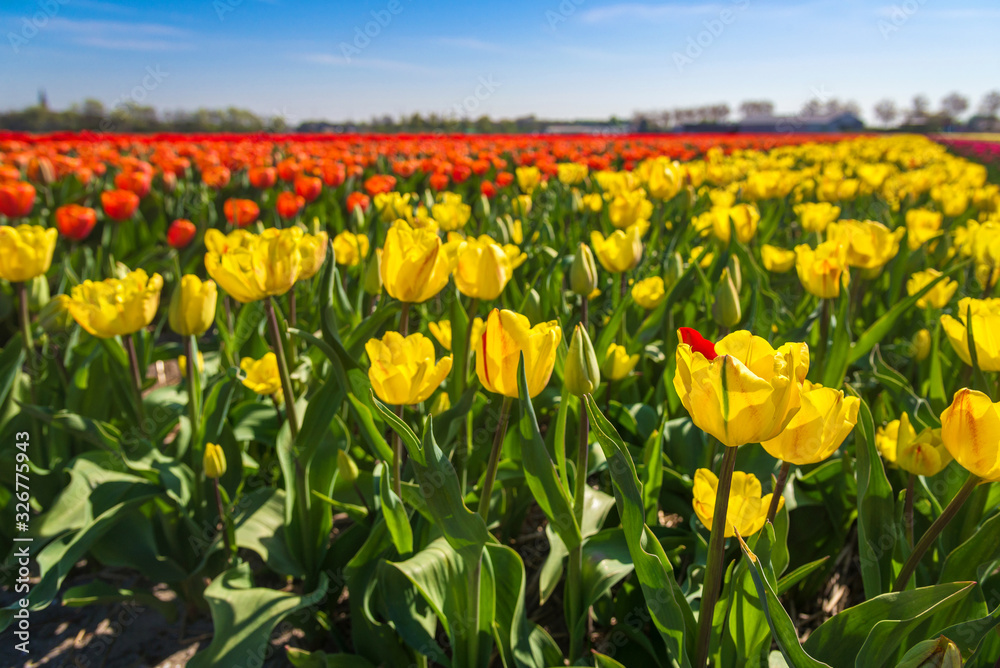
[679,327,717,360]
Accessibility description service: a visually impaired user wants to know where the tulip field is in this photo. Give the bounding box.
[4,131,1000,667]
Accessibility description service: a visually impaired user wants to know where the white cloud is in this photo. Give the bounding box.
[578,3,723,23]
[296,53,439,74]
[46,17,194,50]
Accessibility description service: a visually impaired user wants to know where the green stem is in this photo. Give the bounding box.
[214,478,232,567]
[455,299,478,492]
[695,445,739,668]
[477,396,513,521]
[568,397,590,660]
[905,473,916,549]
[265,297,299,438]
[184,335,202,441]
[766,461,791,524]
[390,301,412,498]
[14,283,38,405]
[467,555,482,668]
[893,472,980,592]
[125,333,147,436]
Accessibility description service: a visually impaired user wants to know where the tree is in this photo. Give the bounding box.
[979,90,1000,117]
[940,92,969,120]
[908,95,930,122]
[874,99,898,127]
[739,100,774,118]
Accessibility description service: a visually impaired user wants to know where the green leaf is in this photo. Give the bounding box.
[286,648,377,668]
[0,335,25,409]
[821,291,851,388]
[848,271,948,364]
[939,511,1000,583]
[777,558,830,596]
[232,488,304,578]
[517,353,581,551]
[585,395,694,668]
[803,582,975,667]
[188,563,328,668]
[376,462,413,555]
[846,386,896,598]
[62,581,177,623]
[735,527,830,668]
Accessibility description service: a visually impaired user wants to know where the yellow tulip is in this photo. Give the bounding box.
[0,224,57,282]
[631,276,665,310]
[204,227,303,303]
[690,245,714,269]
[430,315,486,352]
[204,442,227,479]
[580,193,604,213]
[557,162,588,185]
[674,329,808,448]
[643,157,683,200]
[602,343,639,381]
[761,244,797,274]
[380,221,459,303]
[906,269,957,309]
[711,204,760,244]
[298,231,329,279]
[516,166,541,194]
[692,468,782,538]
[590,224,643,273]
[453,234,513,300]
[941,388,1000,481]
[794,202,841,233]
[169,274,217,336]
[826,219,904,272]
[332,231,370,267]
[905,208,943,251]
[240,353,282,395]
[877,411,952,476]
[374,191,414,223]
[475,308,561,398]
[431,192,471,231]
[608,189,653,229]
[66,269,164,338]
[940,298,1000,371]
[761,381,859,465]
[366,332,452,406]
[794,241,850,299]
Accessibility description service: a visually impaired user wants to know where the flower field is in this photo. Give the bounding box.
[3,131,1000,667]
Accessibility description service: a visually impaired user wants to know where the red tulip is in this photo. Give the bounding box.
[203,165,231,189]
[55,204,97,240]
[167,219,197,248]
[294,174,322,202]
[429,173,449,191]
[114,170,152,198]
[678,327,717,360]
[363,175,396,196]
[322,162,346,187]
[480,180,496,199]
[101,189,140,222]
[276,191,305,219]
[224,198,260,227]
[495,172,514,187]
[0,182,36,218]
[346,192,370,213]
[249,166,277,189]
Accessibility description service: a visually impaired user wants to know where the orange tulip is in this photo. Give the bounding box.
[276,191,305,219]
[0,182,36,218]
[101,189,140,222]
[223,198,260,228]
[55,204,97,241]
[294,174,322,202]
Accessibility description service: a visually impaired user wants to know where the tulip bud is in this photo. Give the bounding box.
[204,442,227,479]
[728,255,743,293]
[523,289,543,326]
[896,636,962,668]
[565,324,600,396]
[337,450,359,486]
[570,243,598,296]
[28,274,50,312]
[429,391,451,416]
[162,171,177,193]
[912,328,931,362]
[364,249,383,295]
[664,251,684,287]
[712,267,742,329]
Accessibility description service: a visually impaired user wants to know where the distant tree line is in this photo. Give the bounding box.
[3,90,999,134]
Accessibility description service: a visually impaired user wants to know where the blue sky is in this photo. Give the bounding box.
[2,0,999,124]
